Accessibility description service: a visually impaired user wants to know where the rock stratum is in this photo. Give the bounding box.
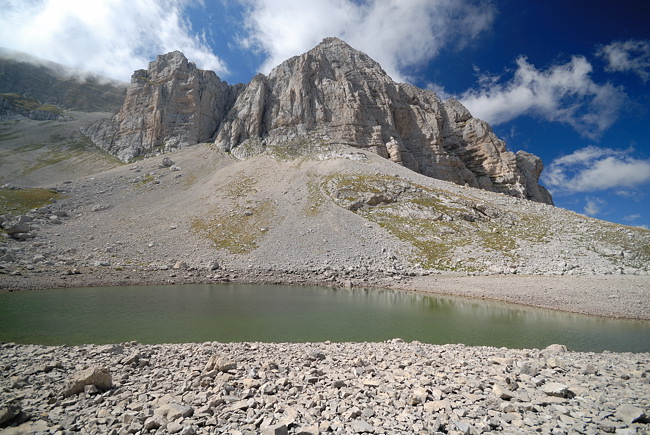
[85,38,552,204]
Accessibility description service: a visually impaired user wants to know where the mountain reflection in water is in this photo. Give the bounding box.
[0,284,648,352]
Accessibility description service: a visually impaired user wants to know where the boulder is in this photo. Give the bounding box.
[542,344,568,354]
[203,354,236,373]
[3,222,31,235]
[615,404,647,424]
[0,404,20,427]
[541,382,573,398]
[262,424,289,435]
[155,403,194,421]
[62,366,112,397]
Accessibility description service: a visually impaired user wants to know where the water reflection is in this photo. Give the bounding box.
[0,284,648,352]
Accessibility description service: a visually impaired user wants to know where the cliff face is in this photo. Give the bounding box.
[88,38,552,204]
[84,51,241,162]
[215,38,551,204]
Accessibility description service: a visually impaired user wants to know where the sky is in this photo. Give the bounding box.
[1,0,650,229]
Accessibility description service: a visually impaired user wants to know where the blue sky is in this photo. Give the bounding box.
[1,0,649,228]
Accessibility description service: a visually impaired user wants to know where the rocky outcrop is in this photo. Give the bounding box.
[84,51,241,162]
[87,38,552,204]
[214,38,551,204]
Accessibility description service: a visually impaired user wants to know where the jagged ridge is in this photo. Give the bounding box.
[85,38,552,204]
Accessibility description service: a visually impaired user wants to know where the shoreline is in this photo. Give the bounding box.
[1,341,648,434]
[2,266,649,321]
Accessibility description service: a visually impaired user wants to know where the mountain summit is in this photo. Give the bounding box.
[85,37,552,204]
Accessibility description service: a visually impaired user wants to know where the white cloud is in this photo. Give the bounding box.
[543,146,650,193]
[597,39,650,82]
[583,197,604,216]
[237,0,495,82]
[459,56,625,139]
[623,213,641,221]
[0,0,228,81]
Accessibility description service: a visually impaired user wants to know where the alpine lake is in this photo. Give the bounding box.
[1,284,648,352]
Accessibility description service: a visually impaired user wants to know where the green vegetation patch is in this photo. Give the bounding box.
[224,175,258,199]
[133,75,161,86]
[21,132,122,175]
[0,92,63,115]
[266,138,341,161]
[475,227,518,260]
[324,173,485,271]
[192,200,277,254]
[364,207,462,269]
[591,223,650,270]
[303,174,326,217]
[0,188,61,216]
[0,122,23,141]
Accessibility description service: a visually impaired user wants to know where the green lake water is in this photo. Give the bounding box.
[0,284,648,352]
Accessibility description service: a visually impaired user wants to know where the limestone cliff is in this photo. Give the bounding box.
[214,38,552,204]
[84,51,241,162]
[88,38,552,204]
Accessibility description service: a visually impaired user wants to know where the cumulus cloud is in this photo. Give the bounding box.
[459,56,625,139]
[0,0,228,81]
[583,197,605,216]
[542,146,650,193]
[237,0,495,82]
[597,39,650,82]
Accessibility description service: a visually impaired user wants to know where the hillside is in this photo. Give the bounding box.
[0,48,126,187]
[1,142,648,318]
[0,42,648,320]
[0,47,126,113]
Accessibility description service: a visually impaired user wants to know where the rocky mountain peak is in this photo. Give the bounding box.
[84,50,240,161]
[86,38,553,204]
[132,50,191,83]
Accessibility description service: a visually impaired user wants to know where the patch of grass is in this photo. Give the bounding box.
[135,173,156,186]
[266,137,340,161]
[224,175,258,199]
[192,200,277,254]
[476,227,518,259]
[0,92,63,115]
[368,208,456,268]
[302,174,326,217]
[21,132,122,175]
[0,125,22,141]
[182,174,198,188]
[0,188,61,216]
[323,173,487,271]
[590,223,650,269]
[133,75,161,86]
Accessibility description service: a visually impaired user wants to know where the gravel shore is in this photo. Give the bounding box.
[2,141,650,434]
[1,340,649,434]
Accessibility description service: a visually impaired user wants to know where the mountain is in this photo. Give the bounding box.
[0,41,648,291]
[84,38,552,204]
[0,49,127,187]
[0,47,127,114]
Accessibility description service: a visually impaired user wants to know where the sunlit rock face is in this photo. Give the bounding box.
[215,38,552,204]
[88,38,552,204]
[84,51,241,162]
